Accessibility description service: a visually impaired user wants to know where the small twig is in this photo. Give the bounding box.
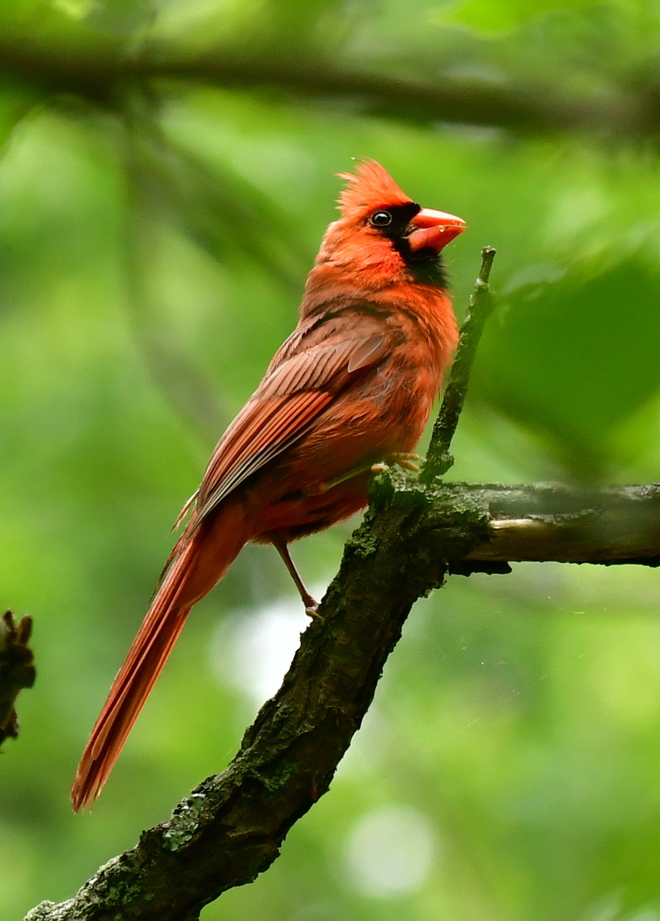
[0,610,35,746]
[422,246,496,481]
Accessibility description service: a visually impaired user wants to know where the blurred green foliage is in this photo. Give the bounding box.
[1,1,660,920]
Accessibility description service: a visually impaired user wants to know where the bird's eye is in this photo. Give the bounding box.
[369,210,393,228]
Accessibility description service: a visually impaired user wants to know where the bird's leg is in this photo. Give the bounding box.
[269,533,320,618]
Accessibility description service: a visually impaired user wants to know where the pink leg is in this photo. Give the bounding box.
[269,532,320,617]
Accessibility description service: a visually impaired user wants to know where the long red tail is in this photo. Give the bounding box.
[71,504,247,811]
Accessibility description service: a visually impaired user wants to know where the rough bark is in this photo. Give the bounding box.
[24,472,660,921]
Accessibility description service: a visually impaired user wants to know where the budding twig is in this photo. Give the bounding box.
[422,246,496,481]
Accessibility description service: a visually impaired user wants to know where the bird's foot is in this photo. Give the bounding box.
[392,452,422,472]
[371,453,422,475]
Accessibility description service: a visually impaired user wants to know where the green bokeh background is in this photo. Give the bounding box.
[2,2,660,919]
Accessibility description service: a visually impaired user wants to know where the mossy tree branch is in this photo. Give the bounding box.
[24,472,660,921]
[24,249,660,920]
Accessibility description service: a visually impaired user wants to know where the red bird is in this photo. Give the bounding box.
[71,160,465,810]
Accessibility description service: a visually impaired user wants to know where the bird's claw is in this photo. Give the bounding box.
[371,453,422,476]
[305,601,324,620]
[393,452,422,472]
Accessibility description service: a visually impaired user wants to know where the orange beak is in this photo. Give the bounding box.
[408,207,467,253]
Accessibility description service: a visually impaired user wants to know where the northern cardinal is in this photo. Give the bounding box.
[71,160,465,810]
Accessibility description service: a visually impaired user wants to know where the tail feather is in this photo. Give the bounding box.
[72,503,248,811]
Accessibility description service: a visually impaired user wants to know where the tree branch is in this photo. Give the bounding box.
[1,35,659,138]
[27,245,660,919]
[24,473,660,921]
[378,476,660,571]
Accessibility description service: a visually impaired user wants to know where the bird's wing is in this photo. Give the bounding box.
[188,331,388,527]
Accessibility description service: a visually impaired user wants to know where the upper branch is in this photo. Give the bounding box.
[1,35,660,137]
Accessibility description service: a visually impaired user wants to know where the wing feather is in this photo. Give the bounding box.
[188,332,389,528]
[194,391,331,522]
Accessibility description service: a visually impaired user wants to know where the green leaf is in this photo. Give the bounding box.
[472,258,660,475]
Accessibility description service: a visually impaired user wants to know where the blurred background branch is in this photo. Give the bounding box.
[0,33,659,138]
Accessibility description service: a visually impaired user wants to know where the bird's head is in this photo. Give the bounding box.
[313,160,466,290]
